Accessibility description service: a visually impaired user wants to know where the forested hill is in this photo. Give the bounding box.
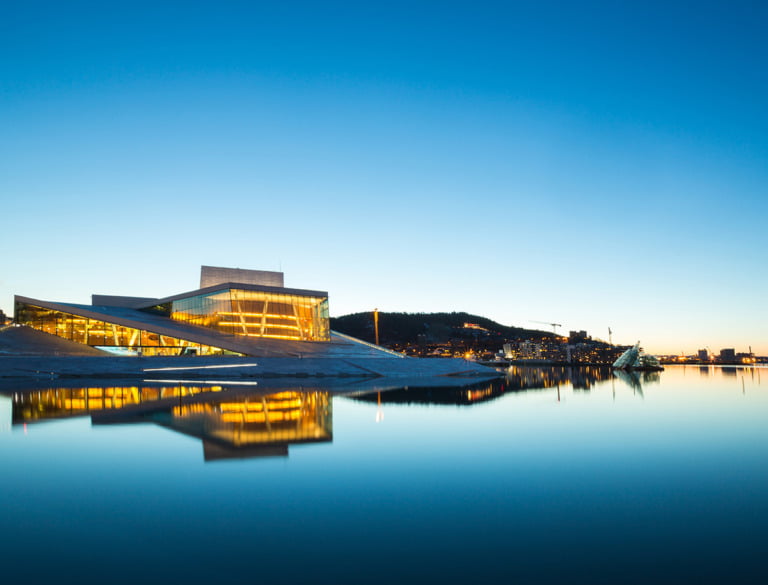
[330,312,555,345]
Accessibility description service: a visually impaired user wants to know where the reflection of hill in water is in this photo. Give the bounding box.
[508,365,615,391]
[1,366,657,459]
[351,366,617,406]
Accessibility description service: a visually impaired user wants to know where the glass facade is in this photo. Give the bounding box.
[163,287,330,342]
[15,302,242,356]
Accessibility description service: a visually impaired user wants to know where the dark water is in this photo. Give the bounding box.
[1,365,766,584]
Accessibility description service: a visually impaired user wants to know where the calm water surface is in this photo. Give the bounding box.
[1,365,766,584]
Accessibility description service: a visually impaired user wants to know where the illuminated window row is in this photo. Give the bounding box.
[15,303,242,356]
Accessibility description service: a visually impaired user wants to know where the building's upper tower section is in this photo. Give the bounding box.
[200,266,284,289]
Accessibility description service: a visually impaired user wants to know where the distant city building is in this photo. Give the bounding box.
[697,349,709,361]
[569,330,588,342]
[518,341,543,360]
[719,348,736,362]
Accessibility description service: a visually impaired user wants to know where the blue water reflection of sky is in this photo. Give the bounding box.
[1,366,766,584]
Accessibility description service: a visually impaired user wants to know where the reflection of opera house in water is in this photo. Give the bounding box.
[9,384,332,461]
[2,367,652,461]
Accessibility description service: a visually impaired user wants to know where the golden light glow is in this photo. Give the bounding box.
[16,284,331,351]
[218,322,301,330]
[15,303,244,356]
[169,288,330,342]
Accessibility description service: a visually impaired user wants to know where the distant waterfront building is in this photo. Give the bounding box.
[719,348,736,363]
[697,349,709,361]
[612,342,663,370]
[518,341,543,360]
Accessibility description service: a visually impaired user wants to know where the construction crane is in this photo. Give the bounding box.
[530,320,562,334]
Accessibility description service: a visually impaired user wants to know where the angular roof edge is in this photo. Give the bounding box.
[133,282,329,308]
[14,295,304,356]
[92,294,160,308]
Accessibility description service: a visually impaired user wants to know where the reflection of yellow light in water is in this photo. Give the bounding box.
[375,391,384,423]
[149,379,254,386]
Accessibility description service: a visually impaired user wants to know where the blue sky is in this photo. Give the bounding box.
[1,0,766,354]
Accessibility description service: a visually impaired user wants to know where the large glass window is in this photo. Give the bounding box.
[14,302,243,356]
[167,288,330,341]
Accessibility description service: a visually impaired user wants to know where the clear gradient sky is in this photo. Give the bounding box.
[1,1,766,355]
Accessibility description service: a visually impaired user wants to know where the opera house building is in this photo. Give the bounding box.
[14,266,338,357]
[9,265,496,379]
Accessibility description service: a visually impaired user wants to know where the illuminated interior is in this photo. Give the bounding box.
[13,267,331,354]
[148,287,330,342]
[15,303,243,356]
